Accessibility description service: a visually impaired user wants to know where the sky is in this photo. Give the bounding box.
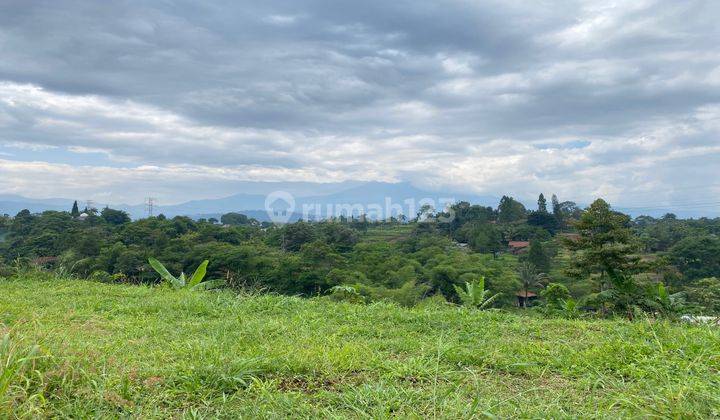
[0,0,719,213]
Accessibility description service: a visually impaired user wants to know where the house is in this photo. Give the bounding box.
[516,290,538,307]
[507,241,530,254]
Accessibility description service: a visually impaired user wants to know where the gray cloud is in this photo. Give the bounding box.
[0,0,719,211]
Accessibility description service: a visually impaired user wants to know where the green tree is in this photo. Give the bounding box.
[71,201,80,217]
[685,277,720,314]
[669,235,720,281]
[527,240,550,272]
[537,193,547,213]
[467,223,502,255]
[541,283,571,308]
[279,221,316,252]
[220,212,253,226]
[497,196,526,223]
[101,207,131,225]
[563,199,640,315]
[516,262,548,308]
[551,194,562,227]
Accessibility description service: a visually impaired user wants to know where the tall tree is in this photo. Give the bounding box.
[527,240,550,273]
[516,262,548,308]
[551,194,562,227]
[497,196,526,223]
[563,199,640,314]
[71,200,80,217]
[101,207,131,225]
[537,193,547,213]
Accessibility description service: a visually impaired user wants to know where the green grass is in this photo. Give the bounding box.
[361,225,415,243]
[1,276,719,418]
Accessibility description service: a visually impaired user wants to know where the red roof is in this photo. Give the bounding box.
[515,291,537,297]
[508,241,530,248]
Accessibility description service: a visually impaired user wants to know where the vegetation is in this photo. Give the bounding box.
[452,276,500,309]
[1,277,718,417]
[148,258,223,291]
[1,193,719,317]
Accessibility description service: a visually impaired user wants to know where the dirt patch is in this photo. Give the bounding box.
[276,372,365,394]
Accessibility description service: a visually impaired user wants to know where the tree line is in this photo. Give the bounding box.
[0,194,718,317]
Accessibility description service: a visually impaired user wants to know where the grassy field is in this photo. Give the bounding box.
[1,276,719,418]
[360,225,415,243]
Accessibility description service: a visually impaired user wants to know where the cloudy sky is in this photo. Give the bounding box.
[0,0,719,212]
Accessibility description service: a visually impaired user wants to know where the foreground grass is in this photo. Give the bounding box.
[1,276,719,418]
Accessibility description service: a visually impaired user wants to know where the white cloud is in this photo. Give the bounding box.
[0,0,718,212]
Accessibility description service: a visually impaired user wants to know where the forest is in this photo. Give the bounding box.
[1,193,719,318]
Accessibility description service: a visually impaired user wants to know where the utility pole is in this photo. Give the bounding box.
[146,197,157,218]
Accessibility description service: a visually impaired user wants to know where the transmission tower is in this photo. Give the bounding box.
[146,197,157,217]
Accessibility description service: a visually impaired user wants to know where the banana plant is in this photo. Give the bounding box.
[648,283,686,318]
[148,258,224,290]
[453,276,501,310]
[559,298,581,319]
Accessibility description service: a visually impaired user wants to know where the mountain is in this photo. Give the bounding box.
[0,182,500,220]
[3,182,715,219]
[0,194,74,216]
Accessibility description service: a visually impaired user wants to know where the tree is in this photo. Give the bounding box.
[467,223,502,255]
[101,207,131,225]
[541,283,571,308]
[563,199,641,315]
[516,262,548,308]
[497,196,526,223]
[551,194,563,227]
[71,201,80,218]
[279,221,316,252]
[685,277,720,314]
[527,240,550,273]
[527,211,559,233]
[669,235,720,281]
[220,212,252,226]
[537,193,547,213]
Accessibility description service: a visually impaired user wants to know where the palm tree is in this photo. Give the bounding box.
[516,262,549,308]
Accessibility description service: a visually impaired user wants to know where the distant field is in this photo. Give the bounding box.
[1,277,719,418]
[360,224,415,243]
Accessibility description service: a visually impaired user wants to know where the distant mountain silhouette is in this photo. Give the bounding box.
[2,183,715,219]
[0,182,499,220]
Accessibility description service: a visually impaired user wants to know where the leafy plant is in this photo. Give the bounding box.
[647,283,686,318]
[148,258,224,290]
[559,298,581,319]
[541,283,571,308]
[453,276,501,309]
[328,285,364,303]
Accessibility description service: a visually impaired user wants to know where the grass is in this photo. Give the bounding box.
[360,225,415,243]
[1,275,719,418]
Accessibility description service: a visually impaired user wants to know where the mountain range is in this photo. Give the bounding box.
[0,182,500,221]
[2,182,717,220]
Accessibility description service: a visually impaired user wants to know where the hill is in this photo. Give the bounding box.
[0,181,500,220]
[1,277,718,417]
